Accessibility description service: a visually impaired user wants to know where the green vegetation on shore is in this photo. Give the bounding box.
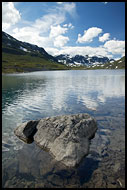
[2,31,125,73]
[2,31,69,73]
[87,56,125,70]
[2,53,125,73]
[2,52,69,73]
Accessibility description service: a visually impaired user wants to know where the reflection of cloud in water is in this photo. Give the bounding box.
[50,72,125,111]
[78,95,98,110]
[2,70,125,152]
[76,74,125,110]
[2,70,125,126]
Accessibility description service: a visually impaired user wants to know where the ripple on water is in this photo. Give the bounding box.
[2,131,24,152]
[2,70,125,188]
[2,146,10,152]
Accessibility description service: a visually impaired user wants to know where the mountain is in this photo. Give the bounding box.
[55,54,114,67]
[80,56,125,70]
[96,56,125,69]
[2,31,124,73]
[2,31,68,73]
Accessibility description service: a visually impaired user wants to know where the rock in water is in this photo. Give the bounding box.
[14,120,39,143]
[14,113,97,167]
[23,120,39,139]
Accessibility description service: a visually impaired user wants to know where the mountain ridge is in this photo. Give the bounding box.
[55,54,114,67]
[2,31,125,73]
[2,31,58,63]
[2,31,68,73]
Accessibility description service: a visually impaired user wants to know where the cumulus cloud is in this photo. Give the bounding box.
[99,33,110,42]
[2,2,124,60]
[11,12,66,47]
[13,27,52,47]
[77,27,103,43]
[104,39,125,56]
[46,40,125,58]
[49,25,68,38]
[33,13,65,34]
[3,2,76,49]
[49,23,73,47]
[45,48,60,56]
[46,45,112,58]
[2,2,21,30]
[63,23,74,29]
[53,35,69,48]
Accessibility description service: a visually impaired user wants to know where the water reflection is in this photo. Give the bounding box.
[2,70,125,139]
[2,70,125,118]
[2,70,125,188]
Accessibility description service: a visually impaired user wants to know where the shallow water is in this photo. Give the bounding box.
[2,70,125,188]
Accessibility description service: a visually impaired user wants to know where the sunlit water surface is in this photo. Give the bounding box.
[2,70,125,188]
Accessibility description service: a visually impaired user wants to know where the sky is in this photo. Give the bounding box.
[2,2,125,60]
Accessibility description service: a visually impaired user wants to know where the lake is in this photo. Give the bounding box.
[2,69,125,188]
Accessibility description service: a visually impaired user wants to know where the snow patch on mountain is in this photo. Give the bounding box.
[55,54,114,67]
[20,46,29,52]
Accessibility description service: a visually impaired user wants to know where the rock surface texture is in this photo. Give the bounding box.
[14,113,97,167]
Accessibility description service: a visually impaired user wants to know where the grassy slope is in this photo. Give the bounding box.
[2,40,125,73]
[87,56,125,70]
[2,32,125,73]
[2,52,69,73]
[2,31,69,73]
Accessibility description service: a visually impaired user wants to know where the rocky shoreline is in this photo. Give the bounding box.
[2,113,125,188]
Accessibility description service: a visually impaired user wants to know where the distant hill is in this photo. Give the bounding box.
[88,56,125,70]
[103,56,125,69]
[2,31,68,73]
[55,54,114,67]
[55,54,125,69]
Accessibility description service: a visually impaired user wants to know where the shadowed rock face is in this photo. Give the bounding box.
[14,121,39,144]
[14,113,97,167]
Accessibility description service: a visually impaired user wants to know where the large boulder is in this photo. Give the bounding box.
[14,113,97,167]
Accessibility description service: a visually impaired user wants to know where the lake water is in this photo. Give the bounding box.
[2,70,125,188]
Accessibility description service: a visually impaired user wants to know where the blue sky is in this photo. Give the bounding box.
[2,2,125,60]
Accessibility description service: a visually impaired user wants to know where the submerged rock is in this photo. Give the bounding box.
[14,113,97,167]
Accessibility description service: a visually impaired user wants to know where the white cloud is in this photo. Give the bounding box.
[45,48,60,56]
[53,35,69,48]
[115,57,122,61]
[77,27,103,43]
[57,2,64,4]
[104,40,125,57]
[12,27,52,47]
[63,24,68,27]
[11,11,67,47]
[46,45,113,58]
[2,2,124,60]
[68,23,74,29]
[3,2,76,50]
[63,2,76,17]
[46,39,125,59]
[49,23,74,47]
[49,25,68,38]
[99,33,110,42]
[2,2,21,30]
[63,23,74,29]
[33,13,65,34]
